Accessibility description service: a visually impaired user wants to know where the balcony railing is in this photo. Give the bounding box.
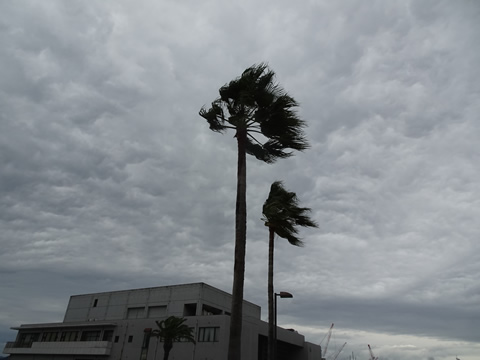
[5,341,29,348]
[3,340,112,355]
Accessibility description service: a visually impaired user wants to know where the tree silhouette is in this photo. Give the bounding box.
[262,181,318,360]
[200,63,309,360]
[152,316,195,360]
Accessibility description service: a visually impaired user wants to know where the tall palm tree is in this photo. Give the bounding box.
[262,181,318,360]
[151,316,195,360]
[200,63,309,360]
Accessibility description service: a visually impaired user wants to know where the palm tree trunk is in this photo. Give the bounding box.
[228,128,247,360]
[267,227,275,360]
[163,342,172,360]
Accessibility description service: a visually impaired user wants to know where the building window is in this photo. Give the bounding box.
[80,331,101,341]
[202,304,222,316]
[142,331,152,348]
[41,332,58,342]
[102,330,114,341]
[140,332,151,360]
[93,299,98,307]
[18,333,39,347]
[128,335,133,343]
[127,307,145,319]
[198,327,219,342]
[114,336,119,343]
[183,303,197,316]
[148,306,167,318]
[60,331,78,342]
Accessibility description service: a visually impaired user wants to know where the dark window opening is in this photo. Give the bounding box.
[202,304,222,315]
[128,335,133,343]
[198,327,219,342]
[102,330,114,342]
[93,299,98,307]
[81,331,100,341]
[17,333,40,347]
[183,303,197,316]
[258,334,268,360]
[114,336,119,343]
[41,332,58,342]
[60,331,78,342]
[142,333,151,349]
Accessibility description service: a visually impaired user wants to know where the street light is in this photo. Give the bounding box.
[274,291,293,360]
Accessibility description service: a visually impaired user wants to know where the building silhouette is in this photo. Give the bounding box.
[3,282,321,360]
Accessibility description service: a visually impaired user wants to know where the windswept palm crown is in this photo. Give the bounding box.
[199,63,309,163]
[262,181,318,245]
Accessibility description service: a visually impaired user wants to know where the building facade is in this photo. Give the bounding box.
[3,282,321,360]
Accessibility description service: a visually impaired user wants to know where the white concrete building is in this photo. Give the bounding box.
[3,282,321,360]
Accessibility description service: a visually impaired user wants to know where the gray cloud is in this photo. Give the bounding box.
[1,1,479,359]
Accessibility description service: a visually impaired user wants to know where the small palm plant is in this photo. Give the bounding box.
[262,181,318,360]
[151,316,196,360]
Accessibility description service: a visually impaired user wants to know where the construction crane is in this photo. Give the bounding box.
[321,323,334,359]
[368,344,378,360]
[330,341,347,360]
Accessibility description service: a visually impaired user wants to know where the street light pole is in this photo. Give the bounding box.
[274,291,293,360]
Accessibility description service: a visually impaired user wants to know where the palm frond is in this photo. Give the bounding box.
[199,100,228,133]
[245,138,276,163]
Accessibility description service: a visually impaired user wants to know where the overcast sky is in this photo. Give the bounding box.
[1,1,479,359]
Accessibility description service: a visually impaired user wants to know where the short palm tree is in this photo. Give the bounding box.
[262,181,318,360]
[151,316,195,360]
[200,63,309,360]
